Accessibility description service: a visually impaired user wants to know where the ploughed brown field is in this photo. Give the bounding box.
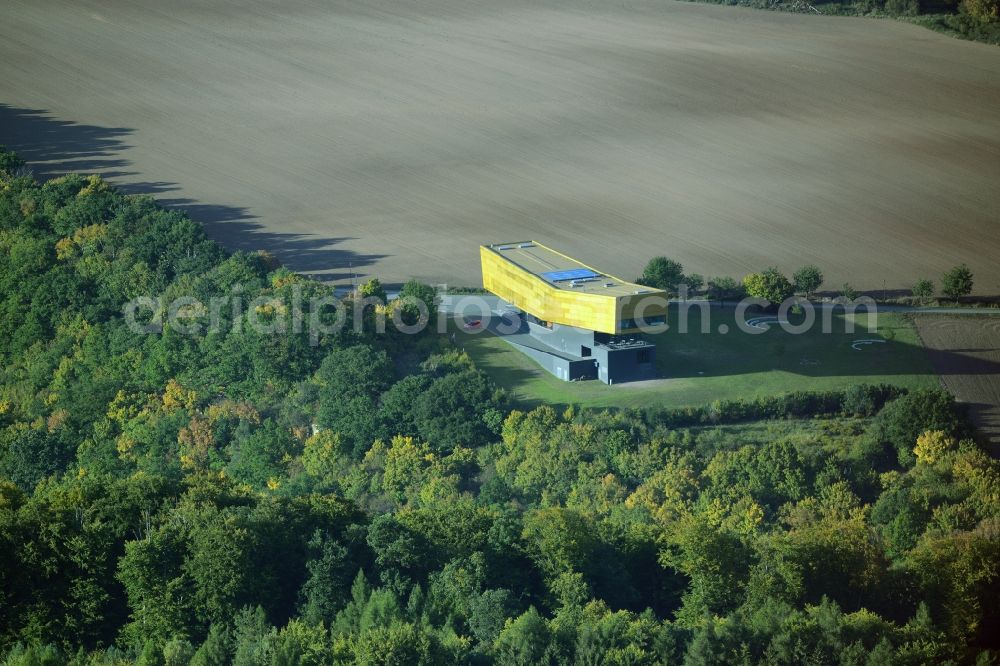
[915,315,1000,450]
[2,0,1000,291]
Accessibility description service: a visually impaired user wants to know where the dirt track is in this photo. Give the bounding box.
[915,315,1000,451]
[2,0,999,290]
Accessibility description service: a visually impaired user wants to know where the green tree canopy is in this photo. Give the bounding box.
[743,268,793,304]
[637,257,685,294]
[792,265,824,296]
[941,264,974,301]
[912,278,935,303]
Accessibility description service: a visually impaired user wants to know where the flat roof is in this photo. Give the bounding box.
[483,241,660,298]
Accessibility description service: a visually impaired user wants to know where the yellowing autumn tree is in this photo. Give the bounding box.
[914,430,958,466]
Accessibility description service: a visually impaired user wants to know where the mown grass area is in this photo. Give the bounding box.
[456,308,937,410]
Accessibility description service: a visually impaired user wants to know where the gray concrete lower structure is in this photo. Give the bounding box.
[493,315,656,384]
[505,341,599,381]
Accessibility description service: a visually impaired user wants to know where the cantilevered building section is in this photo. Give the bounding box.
[480,242,667,384]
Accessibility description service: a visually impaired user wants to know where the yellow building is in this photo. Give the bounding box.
[480,241,668,335]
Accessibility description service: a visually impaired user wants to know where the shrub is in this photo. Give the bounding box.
[866,389,966,466]
[963,0,1000,22]
[842,384,905,417]
[0,146,27,176]
[358,277,387,303]
[706,277,744,301]
[1,645,63,666]
[397,280,437,326]
[681,273,705,294]
[886,0,920,15]
[648,385,899,428]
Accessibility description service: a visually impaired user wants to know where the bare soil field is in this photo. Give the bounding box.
[914,315,1000,451]
[2,0,999,290]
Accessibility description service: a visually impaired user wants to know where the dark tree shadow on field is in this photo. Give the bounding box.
[0,104,384,281]
[919,347,1000,377]
[0,104,134,179]
[159,202,387,282]
[159,195,386,280]
[964,402,1000,451]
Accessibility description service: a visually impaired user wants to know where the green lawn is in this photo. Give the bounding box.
[455,308,936,410]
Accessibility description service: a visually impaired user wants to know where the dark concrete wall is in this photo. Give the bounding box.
[527,321,596,356]
[523,320,656,384]
[594,346,656,384]
[507,341,597,381]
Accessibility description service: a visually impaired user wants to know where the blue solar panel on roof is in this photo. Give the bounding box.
[541,268,600,282]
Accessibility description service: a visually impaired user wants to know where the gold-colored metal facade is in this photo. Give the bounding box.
[480,242,668,335]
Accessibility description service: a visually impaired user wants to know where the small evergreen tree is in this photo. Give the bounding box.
[162,638,195,666]
[300,532,352,625]
[136,640,165,666]
[494,607,554,666]
[190,625,231,666]
[232,606,273,666]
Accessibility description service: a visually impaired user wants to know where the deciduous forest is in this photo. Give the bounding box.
[1,150,997,664]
